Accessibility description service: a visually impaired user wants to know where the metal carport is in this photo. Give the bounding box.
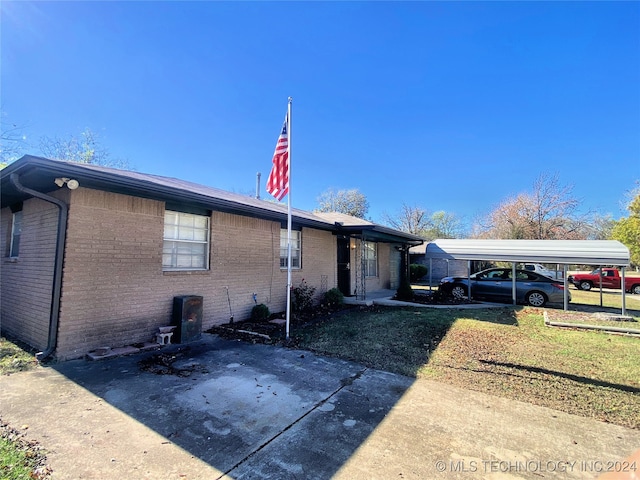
[424,239,631,314]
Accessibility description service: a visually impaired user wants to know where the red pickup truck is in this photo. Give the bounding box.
[568,268,640,294]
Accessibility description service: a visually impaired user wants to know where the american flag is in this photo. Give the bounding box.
[266,114,289,201]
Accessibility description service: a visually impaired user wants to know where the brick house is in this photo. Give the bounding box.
[1,156,423,360]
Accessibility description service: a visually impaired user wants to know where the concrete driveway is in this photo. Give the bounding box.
[0,334,638,479]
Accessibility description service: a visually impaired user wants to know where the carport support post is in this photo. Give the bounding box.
[563,265,569,311]
[467,260,471,303]
[599,266,604,307]
[621,267,627,316]
[429,258,433,291]
[512,263,517,305]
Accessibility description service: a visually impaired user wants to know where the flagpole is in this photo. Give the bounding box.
[285,97,293,340]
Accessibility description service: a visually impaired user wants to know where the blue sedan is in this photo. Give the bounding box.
[439,267,571,307]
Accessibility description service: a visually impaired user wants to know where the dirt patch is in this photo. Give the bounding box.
[207,305,361,346]
[396,289,475,306]
[138,347,209,376]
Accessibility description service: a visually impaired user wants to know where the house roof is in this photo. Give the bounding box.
[411,239,630,267]
[1,155,423,245]
[313,212,423,245]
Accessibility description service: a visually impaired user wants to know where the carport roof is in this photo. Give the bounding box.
[414,239,630,267]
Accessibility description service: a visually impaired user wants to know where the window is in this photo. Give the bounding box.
[163,211,209,270]
[364,241,377,277]
[280,229,301,269]
[10,210,23,258]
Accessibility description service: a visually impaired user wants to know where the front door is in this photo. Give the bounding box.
[337,236,351,296]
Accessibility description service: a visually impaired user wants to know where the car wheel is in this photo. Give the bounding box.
[526,291,546,307]
[579,281,592,291]
[632,284,640,295]
[450,285,467,300]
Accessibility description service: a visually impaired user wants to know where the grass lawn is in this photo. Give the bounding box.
[0,338,39,376]
[0,339,49,479]
[568,287,640,318]
[0,423,50,480]
[291,305,640,429]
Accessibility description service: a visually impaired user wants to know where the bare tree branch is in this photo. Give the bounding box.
[38,128,130,169]
[315,188,369,219]
[473,173,590,240]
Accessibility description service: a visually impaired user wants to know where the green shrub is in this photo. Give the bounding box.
[292,279,316,313]
[396,279,414,301]
[250,303,270,322]
[410,264,428,282]
[324,288,344,308]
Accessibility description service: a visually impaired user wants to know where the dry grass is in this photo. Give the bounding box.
[291,305,640,429]
[0,338,38,376]
[568,287,640,318]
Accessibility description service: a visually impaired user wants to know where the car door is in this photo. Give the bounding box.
[512,270,541,302]
[474,269,509,300]
[600,270,618,289]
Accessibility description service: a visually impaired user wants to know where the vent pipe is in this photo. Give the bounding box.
[256,172,261,199]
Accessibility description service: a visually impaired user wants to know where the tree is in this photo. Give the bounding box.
[587,213,617,240]
[381,203,429,235]
[0,108,130,169]
[315,188,369,218]
[381,203,463,240]
[611,185,640,267]
[0,112,29,166]
[38,128,129,168]
[473,173,589,240]
[427,210,464,239]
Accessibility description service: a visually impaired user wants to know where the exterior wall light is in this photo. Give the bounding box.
[54,177,80,190]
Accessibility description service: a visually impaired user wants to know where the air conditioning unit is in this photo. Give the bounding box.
[172,295,203,343]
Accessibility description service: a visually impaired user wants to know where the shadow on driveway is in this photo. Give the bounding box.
[2,333,639,479]
[50,334,413,478]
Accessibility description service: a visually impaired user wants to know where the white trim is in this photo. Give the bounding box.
[9,210,22,258]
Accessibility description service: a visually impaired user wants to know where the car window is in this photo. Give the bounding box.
[524,265,534,271]
[488,270,506,279]
[516,271,535,280]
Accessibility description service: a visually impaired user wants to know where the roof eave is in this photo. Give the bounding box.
[1,156,334,230]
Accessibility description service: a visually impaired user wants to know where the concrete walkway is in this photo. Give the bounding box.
[1,334,638,479]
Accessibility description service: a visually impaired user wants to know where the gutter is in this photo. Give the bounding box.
[9,173,68,362]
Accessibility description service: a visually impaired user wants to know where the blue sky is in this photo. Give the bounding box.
[2,1,639,229]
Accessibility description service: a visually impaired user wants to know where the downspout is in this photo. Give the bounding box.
[10,173,68,362]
